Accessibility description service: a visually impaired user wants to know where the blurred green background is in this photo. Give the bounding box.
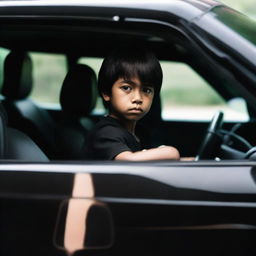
[220,0,256,19]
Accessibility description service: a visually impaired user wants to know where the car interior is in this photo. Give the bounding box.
[0,16,256,162]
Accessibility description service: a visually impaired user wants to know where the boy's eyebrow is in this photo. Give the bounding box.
[120,79,154,87]
[120,79,136,85]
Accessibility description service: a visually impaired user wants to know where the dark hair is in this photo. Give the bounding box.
[98,45,163,108]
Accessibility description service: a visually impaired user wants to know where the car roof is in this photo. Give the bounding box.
[0,0,222,21]
[0,0,220,9]
[0,0,228,58]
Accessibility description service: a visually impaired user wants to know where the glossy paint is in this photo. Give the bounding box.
[0,162,256,255]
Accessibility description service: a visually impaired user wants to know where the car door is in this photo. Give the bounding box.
[1,161,256,256]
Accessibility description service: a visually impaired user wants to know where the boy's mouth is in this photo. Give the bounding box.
[128,107,143,113]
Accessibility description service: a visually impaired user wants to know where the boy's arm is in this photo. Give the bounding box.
[114,145,180,161]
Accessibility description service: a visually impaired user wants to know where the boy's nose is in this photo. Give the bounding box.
[132,90,143,104]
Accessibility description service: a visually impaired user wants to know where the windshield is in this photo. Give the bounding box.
[191,5,256,67]
[212,6,256,45]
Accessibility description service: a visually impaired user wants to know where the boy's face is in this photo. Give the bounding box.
[103,77,154,122]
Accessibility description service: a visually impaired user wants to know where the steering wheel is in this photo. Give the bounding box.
[196,111,224,160]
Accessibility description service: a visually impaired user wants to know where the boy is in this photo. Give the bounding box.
[82,45,180,161]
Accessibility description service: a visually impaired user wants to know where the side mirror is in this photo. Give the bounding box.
[54,198,114,256]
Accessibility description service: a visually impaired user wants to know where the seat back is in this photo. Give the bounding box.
[0,102,48,161]
[56,63,97,159]
[1,50,57,158]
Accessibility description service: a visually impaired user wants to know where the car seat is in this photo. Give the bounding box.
[0,103,48,161]
[55,63,97,159]
[1,50,57,158]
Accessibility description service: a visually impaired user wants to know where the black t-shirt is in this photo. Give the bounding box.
[82,116,141,160]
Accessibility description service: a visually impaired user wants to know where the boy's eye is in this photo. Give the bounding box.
[120,85,132,91]
[142,87,154,94]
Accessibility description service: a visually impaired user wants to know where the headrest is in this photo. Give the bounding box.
[2,51,33,100]
[60,64,97,116]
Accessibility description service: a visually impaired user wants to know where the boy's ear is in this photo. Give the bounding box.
[102,93,110,102]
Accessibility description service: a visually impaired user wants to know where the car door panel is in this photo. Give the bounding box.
[0,162,256,255]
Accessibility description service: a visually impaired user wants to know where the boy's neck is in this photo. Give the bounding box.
[108,114,136,134]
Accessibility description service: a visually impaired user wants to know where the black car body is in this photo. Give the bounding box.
[0,0,256,255]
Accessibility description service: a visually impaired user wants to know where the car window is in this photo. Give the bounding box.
[30,52,67,106]
[160,61,249,122]
[1,51,250,122]
[0,47,10,91]
[79,57,249,122]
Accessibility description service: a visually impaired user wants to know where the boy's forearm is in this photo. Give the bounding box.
[114,146,180,161]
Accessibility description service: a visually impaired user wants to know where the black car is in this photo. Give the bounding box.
[0,0,256,255]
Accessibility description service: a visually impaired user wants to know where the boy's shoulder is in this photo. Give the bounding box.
[93,116,126,135]
[96,116,121,129]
